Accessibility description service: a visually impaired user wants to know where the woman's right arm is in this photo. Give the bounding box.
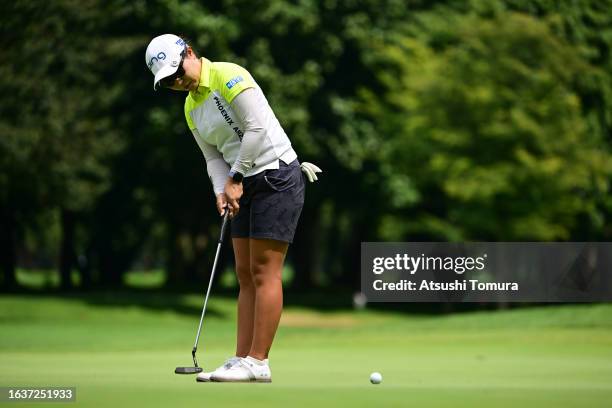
[191,129,231,214]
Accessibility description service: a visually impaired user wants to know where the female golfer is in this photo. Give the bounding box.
[146,34,320,382]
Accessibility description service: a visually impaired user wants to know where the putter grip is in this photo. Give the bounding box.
[219,209,230,243]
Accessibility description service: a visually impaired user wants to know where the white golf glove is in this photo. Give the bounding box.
[300,162,322,182]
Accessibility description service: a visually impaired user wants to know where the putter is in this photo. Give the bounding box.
[175,207,231,374]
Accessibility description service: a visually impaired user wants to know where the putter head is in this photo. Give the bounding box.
[175,366,203,374]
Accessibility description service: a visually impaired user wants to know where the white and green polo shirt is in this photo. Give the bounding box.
[184,58,297,178]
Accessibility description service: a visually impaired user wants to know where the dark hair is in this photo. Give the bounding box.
[178,34,195,55]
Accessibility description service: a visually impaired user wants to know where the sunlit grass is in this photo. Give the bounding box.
[1,292,611,407]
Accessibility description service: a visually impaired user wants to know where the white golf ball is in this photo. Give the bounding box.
[370,372,382,384]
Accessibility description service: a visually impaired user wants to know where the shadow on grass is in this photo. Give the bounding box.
[1,286,227,319]
[282,287,525,314]
[0,284,551,318]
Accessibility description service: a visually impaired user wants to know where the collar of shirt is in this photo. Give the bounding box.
[196,57,211,92]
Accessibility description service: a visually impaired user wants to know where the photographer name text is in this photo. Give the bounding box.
[372,253,518,292]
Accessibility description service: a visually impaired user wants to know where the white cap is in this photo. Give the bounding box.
[145,34,187,90]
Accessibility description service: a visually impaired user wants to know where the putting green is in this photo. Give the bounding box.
[1,294,611,407]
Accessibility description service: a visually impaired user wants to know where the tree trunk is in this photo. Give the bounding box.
[0,209,17,289]
[336,207,378,291]
[77,246,93,289]
[290,204,319,290]
[165,226,187,286]
[59,208,76,290]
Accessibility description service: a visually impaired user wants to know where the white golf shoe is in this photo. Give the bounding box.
[196,356,241,382]
[211,356,271,383]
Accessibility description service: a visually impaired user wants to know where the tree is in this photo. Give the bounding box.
[0,1,131,289]
[361,11,611,241]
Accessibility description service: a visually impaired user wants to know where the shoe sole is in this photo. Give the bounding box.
[211,378,272,383]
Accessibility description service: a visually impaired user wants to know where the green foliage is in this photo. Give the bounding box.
[364,11,611,240]
[0,1,132,214]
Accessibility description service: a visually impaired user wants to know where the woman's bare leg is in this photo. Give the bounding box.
[248,238,288,360]
[233,237,254,357]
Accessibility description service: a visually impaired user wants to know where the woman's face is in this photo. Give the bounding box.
[166,47,201,92]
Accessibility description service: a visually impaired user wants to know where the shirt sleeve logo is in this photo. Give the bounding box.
[226,76,244,89]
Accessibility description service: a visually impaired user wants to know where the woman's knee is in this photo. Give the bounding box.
[236,263,254,288]
[251,258,282,288]
[233,238,253,288]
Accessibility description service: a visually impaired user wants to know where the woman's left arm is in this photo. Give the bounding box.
[229,88,267,175]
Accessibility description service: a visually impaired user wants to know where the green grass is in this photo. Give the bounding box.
[1,292,611,407]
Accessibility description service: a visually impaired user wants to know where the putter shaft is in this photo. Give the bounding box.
[191,210,230,365]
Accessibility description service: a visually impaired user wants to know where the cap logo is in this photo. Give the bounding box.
[147,52,167,69]
[171,60,179,67]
